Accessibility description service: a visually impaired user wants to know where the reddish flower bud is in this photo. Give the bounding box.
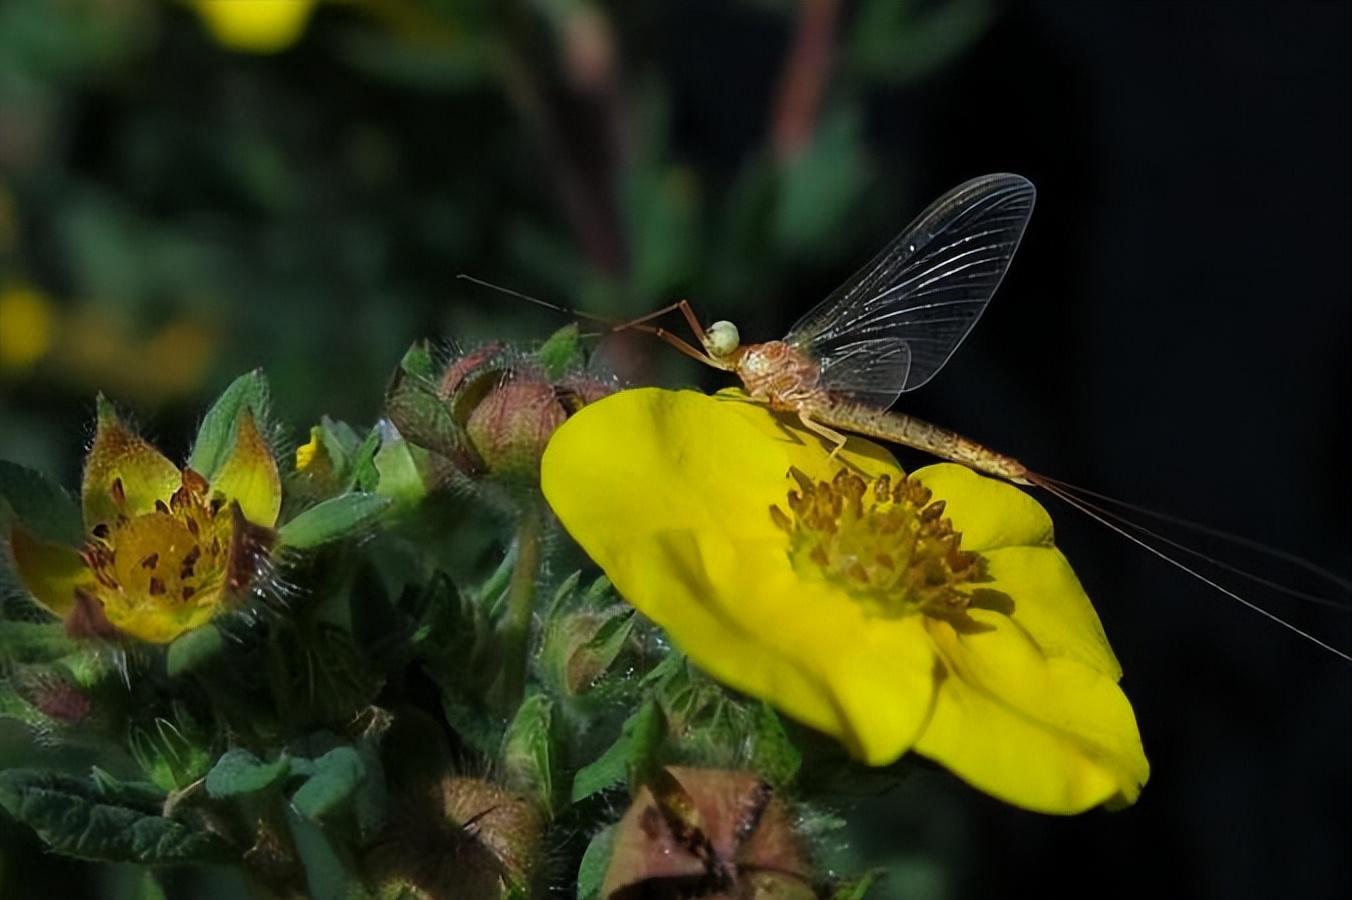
[603,767,816,900]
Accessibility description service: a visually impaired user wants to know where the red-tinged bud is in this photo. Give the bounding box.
[465,373,569,479]
[11,665,92,726]
[603,766,817,900]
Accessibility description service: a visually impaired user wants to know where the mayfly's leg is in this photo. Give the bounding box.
[615,300,712,346]
[623,322,731,371]
[797,411,848,460]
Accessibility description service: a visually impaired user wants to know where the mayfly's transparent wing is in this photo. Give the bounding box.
[785,173,1035,408]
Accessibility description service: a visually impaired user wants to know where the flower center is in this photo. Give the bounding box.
[770,467,987,619]
[81,470,232,619]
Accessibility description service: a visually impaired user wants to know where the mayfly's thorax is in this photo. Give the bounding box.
[733,341,825,409]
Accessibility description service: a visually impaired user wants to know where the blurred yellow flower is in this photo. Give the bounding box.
[9,398,281,644]
[0,283,56,372]
[189,0,320,54]
[542,388,1149,813]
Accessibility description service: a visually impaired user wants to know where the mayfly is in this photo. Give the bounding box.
[462,173,1351,660]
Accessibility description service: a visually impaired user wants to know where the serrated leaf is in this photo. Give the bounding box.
[749,703,802,787]
[290,746,366,820]
[188,370,270,480]
[570,735,628,804]
[576,825,617,900]
[205,749,290,798]
[277,494,393,548]
[570,699,665,803]
[502,693,555,810]
[0,769,235,864]
[0,460,82,545]
[384,367,461,458]
[165,625,225,676]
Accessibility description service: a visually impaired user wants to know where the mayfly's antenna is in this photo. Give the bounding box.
[456,274,617,328]
[1026,472,1352,663]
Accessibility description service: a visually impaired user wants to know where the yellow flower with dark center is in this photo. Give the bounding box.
[9,399,280,644]
[541,388,1149,814]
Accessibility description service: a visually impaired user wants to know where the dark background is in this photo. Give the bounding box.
[1,2,1347,898]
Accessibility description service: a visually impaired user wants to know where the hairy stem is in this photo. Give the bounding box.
[499,500,544,707]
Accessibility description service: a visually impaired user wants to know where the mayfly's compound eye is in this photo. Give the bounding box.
[705,320,741,357]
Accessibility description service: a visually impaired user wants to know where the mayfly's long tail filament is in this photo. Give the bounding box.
[1031,475,1351,613]
[1033,473,1352,593]
[1025,472,1352,663]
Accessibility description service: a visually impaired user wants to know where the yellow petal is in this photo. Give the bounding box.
[981,545,1121,678]
[209,411,282,527]
[544,388,897,545]
[913,463,1053,552]
[102,589,225,644]
[915,611,1149,813]
[82,398,182,526]
[8,525,91,619]
[544,389,938,759]
[610,530,939,763]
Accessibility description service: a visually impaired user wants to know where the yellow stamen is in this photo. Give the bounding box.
[771,467,988,620]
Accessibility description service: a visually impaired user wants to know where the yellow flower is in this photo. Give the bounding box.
[9,398,281,644]
[541,388,1149,814]
[189,0,320,54]
[0,283,56,372]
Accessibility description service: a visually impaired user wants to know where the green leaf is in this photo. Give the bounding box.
[0,769,235,864]
[576,825,617,900]
[0,461,82,544]
[749,703,802,788]
[535,323,582,378]
[291,746,366,820]
[502,693,555,810]
[288,809,373,900]
[774,106,872,256]
[205,749,290,798]
[188,370,270,480]
[0,620,78,664]
[398,340,437,381]
[384,366,461,458]
[165,625,225,676]
[570,699,665,803]
[278,494,393,548]
[849,0,994,85]
[345,428,382,492]
[373,433,426,505]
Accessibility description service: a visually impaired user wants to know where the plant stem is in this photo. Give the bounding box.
[771,0,841,162]
[499,500,544,707]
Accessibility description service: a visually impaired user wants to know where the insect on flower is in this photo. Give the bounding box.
[463,174,1351,662]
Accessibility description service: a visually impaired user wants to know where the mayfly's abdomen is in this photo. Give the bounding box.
[812,400,1029,483]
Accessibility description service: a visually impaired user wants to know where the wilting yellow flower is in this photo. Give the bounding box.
[9,399,280,644]
[189,0,320,54]
[541,388,1149,814]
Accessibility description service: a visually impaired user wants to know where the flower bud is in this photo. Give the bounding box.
[603,766,816,900]
[465,372,569,479]
[394,327,614,484]
[365,775,543,900]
